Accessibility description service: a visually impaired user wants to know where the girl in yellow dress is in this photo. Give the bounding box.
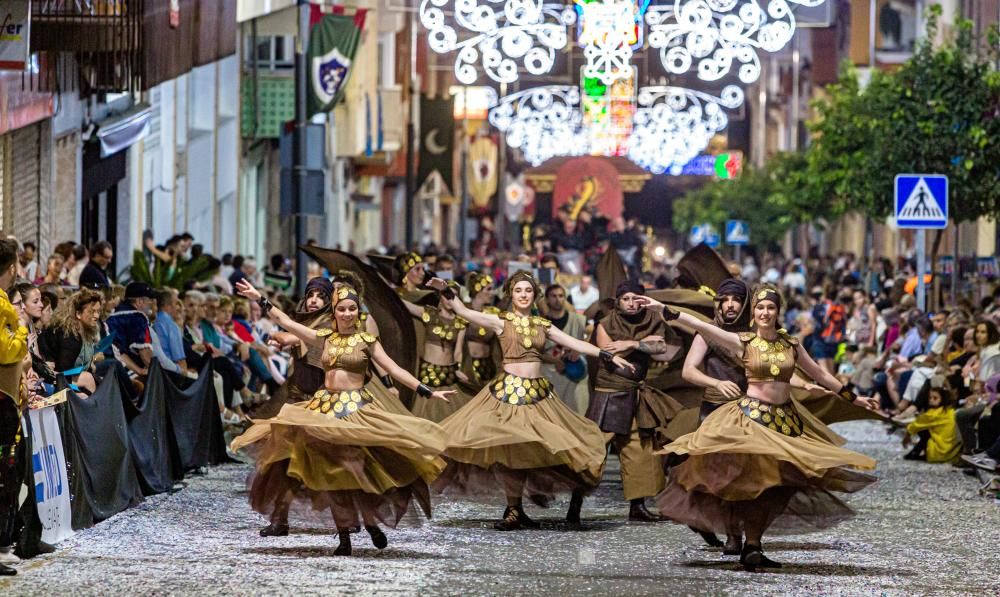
[636,286,879,571]
[233,280,454,556]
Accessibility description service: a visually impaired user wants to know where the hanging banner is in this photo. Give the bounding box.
[468,135,498,212]
[308,11,367,116]
[0,1,30,71]
[417,94,455,193]
[29,407,74,544]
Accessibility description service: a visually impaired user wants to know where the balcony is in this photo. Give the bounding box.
[31,1,142,53]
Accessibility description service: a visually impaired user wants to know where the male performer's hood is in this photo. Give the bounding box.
[715,278,751,332]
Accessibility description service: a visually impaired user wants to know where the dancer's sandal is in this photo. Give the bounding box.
[259,522,289,537]
[740,543,781,571]
[494,507,521,531]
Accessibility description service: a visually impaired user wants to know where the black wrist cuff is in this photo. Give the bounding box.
[258,297,274,315]
[662,307,680,321]
[380,374,394,388]
[599,350,614,363]
[441,287,456,300]
[838,385,857,402]
[416,383,433,398]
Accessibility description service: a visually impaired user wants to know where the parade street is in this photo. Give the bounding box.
[2,421,996,596]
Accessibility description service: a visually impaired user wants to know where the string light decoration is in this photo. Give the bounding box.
[488,86,590,165]
[576,0,641,85]
[426,0,826,171]
[627,85,744,174]
[419,0,577,84]
[646,0,825,84]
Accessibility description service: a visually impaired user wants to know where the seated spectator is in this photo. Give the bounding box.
[66,244,88,287]
[105,282,157,380]
[568,275,600,314]
[39,289,104,393]
[34,253,65,286]
[152,289,189,376]
[954,320,1000,460]
[902,379,960,463]
[79,241,114,289]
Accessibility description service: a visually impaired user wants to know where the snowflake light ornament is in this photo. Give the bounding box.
[420,0,577,84]
[645,0,826,84]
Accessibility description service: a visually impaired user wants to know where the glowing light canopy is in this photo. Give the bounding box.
[427,0,825,172]
[646,0,826,84]
[627,85,744,174]
[419,0,577,84]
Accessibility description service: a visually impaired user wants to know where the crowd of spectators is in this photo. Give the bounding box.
[4,233,300,435]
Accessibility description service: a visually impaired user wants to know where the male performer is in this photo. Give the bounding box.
[589,280,682,521]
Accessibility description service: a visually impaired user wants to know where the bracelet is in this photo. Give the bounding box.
[837,385,858,402]
[258,297,274,315]
[599,350,614,363]
[441,287,456,300]
[380,374,394,389]
[416,383,433,398]
[662,307,680,321]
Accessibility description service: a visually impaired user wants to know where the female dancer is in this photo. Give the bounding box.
[459,272,500,391]
[402,281,474,422]
[638,286,878,571]
[429,271,634,530]
[233,280,453,555]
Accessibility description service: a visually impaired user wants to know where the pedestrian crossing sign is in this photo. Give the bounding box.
[725,220,749,245]
[894,174,948,229]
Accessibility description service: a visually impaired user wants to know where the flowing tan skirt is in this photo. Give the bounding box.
[231,385,448,529]
[655,398,876,535]
[432,374,610,498]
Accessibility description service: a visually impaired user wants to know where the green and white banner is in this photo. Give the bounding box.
[308,10,367,116]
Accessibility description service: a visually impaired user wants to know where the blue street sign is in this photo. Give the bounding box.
[725,220,749,245]
[691,224,719,247]
[689,225,704,245]
[894,174,948,229]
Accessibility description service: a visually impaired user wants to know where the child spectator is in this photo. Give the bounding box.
[903,378,961,463]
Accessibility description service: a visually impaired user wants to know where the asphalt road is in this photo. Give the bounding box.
[3,421,998,596]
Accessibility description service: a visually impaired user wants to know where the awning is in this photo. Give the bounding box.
[96,103,152,157]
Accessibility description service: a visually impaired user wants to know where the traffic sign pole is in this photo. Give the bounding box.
[916,229,926,312]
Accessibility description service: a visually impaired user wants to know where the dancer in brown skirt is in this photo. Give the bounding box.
[636,286,879,571]
[233,280,454,556]
[428,271,634,530]
[459,272,501,392]
[402,281,476,422]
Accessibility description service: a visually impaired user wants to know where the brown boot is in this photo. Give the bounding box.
[628,499,662,522]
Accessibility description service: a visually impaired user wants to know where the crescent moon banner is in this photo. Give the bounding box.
[417,94,455,193]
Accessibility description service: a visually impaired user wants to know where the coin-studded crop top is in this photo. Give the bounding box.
[419,307,467,349]
[466,305,500,346]
[499,312,551,364]
[737,331,798,383]
[317,328,378,375]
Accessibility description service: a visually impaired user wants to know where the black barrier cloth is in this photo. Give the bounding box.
[65,370,144,524]
[153,361,230,470]
[124,361,180,495]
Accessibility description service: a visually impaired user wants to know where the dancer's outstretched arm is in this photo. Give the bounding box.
[371,342,453,402]
[427,278,504,335]
[236,280,318,343]
[634,296,743,356]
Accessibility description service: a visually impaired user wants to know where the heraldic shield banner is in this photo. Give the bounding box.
[308,11,367,116]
